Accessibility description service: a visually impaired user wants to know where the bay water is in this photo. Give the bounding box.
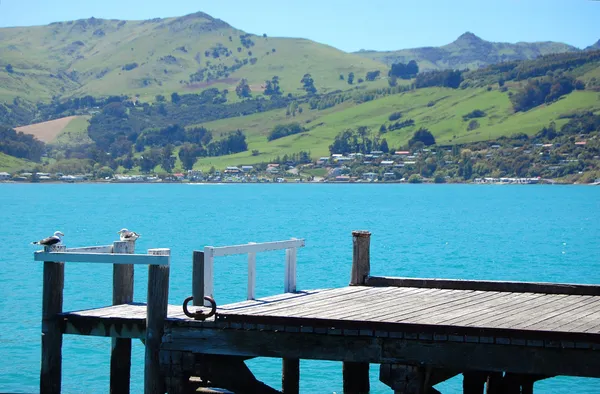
[0,183,599,393]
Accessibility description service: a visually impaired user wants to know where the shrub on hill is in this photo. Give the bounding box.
[268,123,304,141]
[416,70,463,89]
[462,109,486,120]
[510,74,582,112]
[388,112,402,121]
[122,63,139,71]
[408,128,436,147]
[329,127,387,155]
[0,126,45,161]
[389,61,419,79]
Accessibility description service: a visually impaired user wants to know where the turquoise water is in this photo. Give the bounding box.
[0,184,599,393]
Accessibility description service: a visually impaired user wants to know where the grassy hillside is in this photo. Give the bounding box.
[0,12,387,102]
[0,152,32,172]
[193,87,600,170]
[356,32,580,71]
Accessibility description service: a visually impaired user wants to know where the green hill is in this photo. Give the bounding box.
[192,87,600,170]
[0,12,387,102]
[355,32,581,71]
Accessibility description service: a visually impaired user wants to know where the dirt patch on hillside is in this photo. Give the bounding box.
[184,78,240,90]
[15,116,79,143]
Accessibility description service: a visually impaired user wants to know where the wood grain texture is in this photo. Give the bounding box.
[111,241,135,394]
[40,245,66,394]
[145,249,170,394]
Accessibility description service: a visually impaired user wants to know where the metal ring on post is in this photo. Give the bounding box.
[182,296,217,321]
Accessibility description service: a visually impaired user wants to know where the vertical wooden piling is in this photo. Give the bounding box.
[40,245,66,394]
[110,241,135,394]
[463,372,487,394]
[192,251,204,306]
[350,230,371,286]
[145,248,170,394]
[282,358,300,394]
[344,231,371,393]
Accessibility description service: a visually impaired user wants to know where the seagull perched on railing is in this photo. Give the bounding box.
[118,228,141,242]
[31,231,64,247]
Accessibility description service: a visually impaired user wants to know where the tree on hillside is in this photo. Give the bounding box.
[171,92,181,104]
[301,74,317,94]
[264,76,282,96]
[408,128,436,148]
[347,72,355,85]
[160,144,176,173]
[389,61,419,79]
[366,70,380,81]
[236,79,252,98]
[380,138,389,153]
[5,64,14,73]
[139,149,161,173]
[178,143,201,170]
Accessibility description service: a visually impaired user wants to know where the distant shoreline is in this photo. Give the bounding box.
[0,180,593,186]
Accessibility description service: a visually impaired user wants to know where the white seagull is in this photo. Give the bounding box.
[118,228,141,242]
[32,231,64,247]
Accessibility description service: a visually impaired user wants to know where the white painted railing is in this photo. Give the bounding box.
[203,238,305,301]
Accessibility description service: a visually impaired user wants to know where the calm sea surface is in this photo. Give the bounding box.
[0,184,599,393]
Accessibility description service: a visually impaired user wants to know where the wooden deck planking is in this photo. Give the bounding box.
[521,297,600,331]
[473,294,578,328]
[61,286,600,340]
[238,286,375,316]
[506,296,598,330]
[290,287,441,319]
[269,287,422,319]
[376,291,509,323]
[436,292,553,326]
[394,291,525,326]
[307,288,486,321]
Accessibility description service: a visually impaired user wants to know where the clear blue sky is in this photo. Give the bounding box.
[0,0,598,51]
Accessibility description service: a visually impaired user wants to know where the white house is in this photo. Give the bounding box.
[0,172,10,180]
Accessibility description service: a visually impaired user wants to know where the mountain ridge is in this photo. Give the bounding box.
[355,32,588,71]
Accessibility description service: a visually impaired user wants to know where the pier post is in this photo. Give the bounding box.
[40,245,66,394]
[192,251,204,306]
[463,372,487,394]
[344,230,371,393]
[282,358,300,394]
[350,230,371,286]
[145,249,171,394]
[110,241,135,394]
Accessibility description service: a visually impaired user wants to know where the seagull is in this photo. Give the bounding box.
[118,228,141,242]
[32,231,64,247]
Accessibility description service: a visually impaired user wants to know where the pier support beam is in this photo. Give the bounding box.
[145,249,171,394]
[282,358,300,394]
[40,245,66,394]
[343,362,370,394]
[380,364,456,394]
[110,241,135,394]
[463,372,487,394]
[344,230,371,393]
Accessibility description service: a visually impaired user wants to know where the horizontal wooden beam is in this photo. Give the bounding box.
[34,251,169,265]
[65,245,113,254]
[163,327,600,378]
[205,239,305,257]
[62,317,146,339]
[366,276,600,296]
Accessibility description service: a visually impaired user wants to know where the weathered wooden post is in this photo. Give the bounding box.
[344,230,371,394]
[192,251,204,306]
[145,248,170,394]
[282,359,300,394]
[282,245,299,393]
[40,245,66,394]
[110,241,135,394]
[463,372,487,394]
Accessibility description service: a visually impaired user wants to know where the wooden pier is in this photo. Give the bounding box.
[36,231,600,394]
